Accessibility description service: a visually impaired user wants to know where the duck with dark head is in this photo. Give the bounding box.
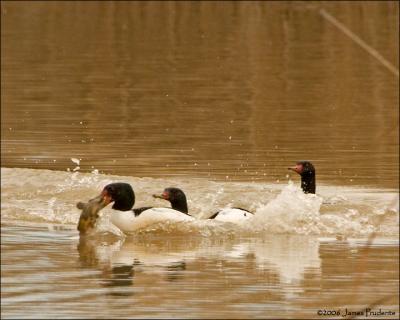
[288,161,316,194]
[101,182,136,211]
[77,182,148,235]
[152,187,189,215]
[153,187,253,220]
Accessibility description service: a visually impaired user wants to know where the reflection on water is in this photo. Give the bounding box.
[1,1,399,188]
[1,224,399,319]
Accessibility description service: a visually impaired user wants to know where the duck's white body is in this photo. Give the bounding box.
[110,208,194,233]
[213,208,253,223]
[110,207,253,234]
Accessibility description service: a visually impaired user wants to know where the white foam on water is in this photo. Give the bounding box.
[1,167,398,238]
[250,181,324,235]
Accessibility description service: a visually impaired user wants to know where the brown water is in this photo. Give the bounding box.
[1,1,399,187]
[1,1,399,319]
[2,224,399,319]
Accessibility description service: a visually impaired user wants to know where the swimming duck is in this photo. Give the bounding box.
[153,187,254,221]
[75,182,167,234]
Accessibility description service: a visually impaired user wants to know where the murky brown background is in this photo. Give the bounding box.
[1,2,399,319]
[1,1,399,188]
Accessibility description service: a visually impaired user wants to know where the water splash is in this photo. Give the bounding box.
[251,181,323,235]
[1,168,398,238]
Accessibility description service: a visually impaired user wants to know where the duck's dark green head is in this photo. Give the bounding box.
[289,161,315,175]
[288,161,316,194]
[102,182,135,211]
[153,187,188,214]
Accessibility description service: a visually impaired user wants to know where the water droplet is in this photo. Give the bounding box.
[71,158,80,165]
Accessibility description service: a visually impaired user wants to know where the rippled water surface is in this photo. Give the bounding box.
[1,1,399,319]
[2,224,399,319]
[2,1,399,187]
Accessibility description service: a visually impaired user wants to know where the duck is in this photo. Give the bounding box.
[153,187,254,222]
[77,184,141,235]
[288,161,316,194]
